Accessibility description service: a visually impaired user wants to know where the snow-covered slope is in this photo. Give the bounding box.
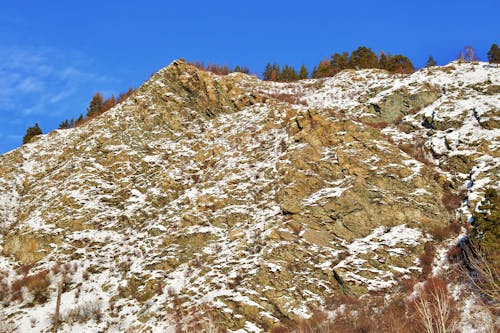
[0,60,498,332]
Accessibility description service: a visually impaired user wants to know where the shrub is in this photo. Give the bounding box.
[408,276,459,333]
[429,220,462,241]
[419,242,436,279]
[22,123,42,144]
[10,270,50,303]
[447,245,463,264]
[62,301,103,324]
[399,141,434,167]
[365,121,389,129]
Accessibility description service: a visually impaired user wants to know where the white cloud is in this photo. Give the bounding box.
[0,46,114,115]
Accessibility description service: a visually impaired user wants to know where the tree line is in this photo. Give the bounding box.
[263,46,415,82]
[262,43,500,82]
[22,88,134,144]
[187,61,250,76]
[58,88,134,130]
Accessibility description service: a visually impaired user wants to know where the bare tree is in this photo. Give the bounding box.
[411,277,459,333]
[464,46,478,62]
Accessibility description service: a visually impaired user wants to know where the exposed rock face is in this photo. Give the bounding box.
[362,83,442,123]
[0,60,498,332]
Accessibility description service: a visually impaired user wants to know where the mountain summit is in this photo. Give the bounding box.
[0,60,498,332]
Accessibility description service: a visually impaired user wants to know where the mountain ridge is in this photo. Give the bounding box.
[0,60,498,332]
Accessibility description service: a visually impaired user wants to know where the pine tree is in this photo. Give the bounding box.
[263,63,273,81]
[487,43,500,66]
[331,52,349,73]
[387,55,414,74]
[314,59,334,78]
[75,113,84,126]
[378,51,388,70]
[86,92,104,118]
[299,64,308,79]
[58,119,70,129]
[281,65,298,82]
[425,55,437,67]
[22,123,42,144]
[311,66,318,78]
[102,95,116,112]
[270,64,280,81]
[349,46,378,69]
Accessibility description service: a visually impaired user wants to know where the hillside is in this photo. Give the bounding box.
[0,60,499,332]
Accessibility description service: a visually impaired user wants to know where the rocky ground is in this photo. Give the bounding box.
[0,60,498,332]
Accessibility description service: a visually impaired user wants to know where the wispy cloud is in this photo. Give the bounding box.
[0,45,114,116]
[0,45,118,153]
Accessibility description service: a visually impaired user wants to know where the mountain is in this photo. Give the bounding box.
[0,60,498,332]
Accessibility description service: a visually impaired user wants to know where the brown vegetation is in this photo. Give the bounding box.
[10,269,50,303]
[399,140,434,167]
[419,241,436,279]
[429,220,462,242]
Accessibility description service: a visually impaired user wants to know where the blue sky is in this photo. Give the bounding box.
[0,0,498,154]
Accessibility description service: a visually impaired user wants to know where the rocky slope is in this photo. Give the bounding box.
[0,60,498,332]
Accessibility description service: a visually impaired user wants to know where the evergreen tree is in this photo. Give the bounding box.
[263,63,273,81]
[331,52,349,73]
[75,113,84,126]
[425,55,437,67]
[378,51,388,70]
[387,54,415,74]
[86,92,104,118]
[117,88,134,104]
[311,66,318,78]
[22,123,42,144]
[299,64,308,79]
[281,64,298,82]
[234,65,250,74]
[270,64,280,81]
[314,59,334,78]
[58,119,70,129]
[487,43,500,66]
[349,46,378,69]
[102,95,116,112]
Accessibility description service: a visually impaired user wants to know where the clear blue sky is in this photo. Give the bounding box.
[0,0,498,154]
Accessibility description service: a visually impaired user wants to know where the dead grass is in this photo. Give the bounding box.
[399,140,434,167]
[365,121,389,129]
[62,301,103,324]
[10,269,50,303]
[269,92,307,105]
[429,220,462,242]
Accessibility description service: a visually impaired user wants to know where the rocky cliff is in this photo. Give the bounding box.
[0,60,498,332]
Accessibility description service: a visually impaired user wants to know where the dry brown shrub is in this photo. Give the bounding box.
[10,270,50,303]
[419,242,436,279]
[441,191,464,212]
[446,245,463,264]
[270,325,290,333]
[408,276,459,333]
[399,276,418,294]
[399,141,434,167]
[365,121,389,129]
[429,220,462,242]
